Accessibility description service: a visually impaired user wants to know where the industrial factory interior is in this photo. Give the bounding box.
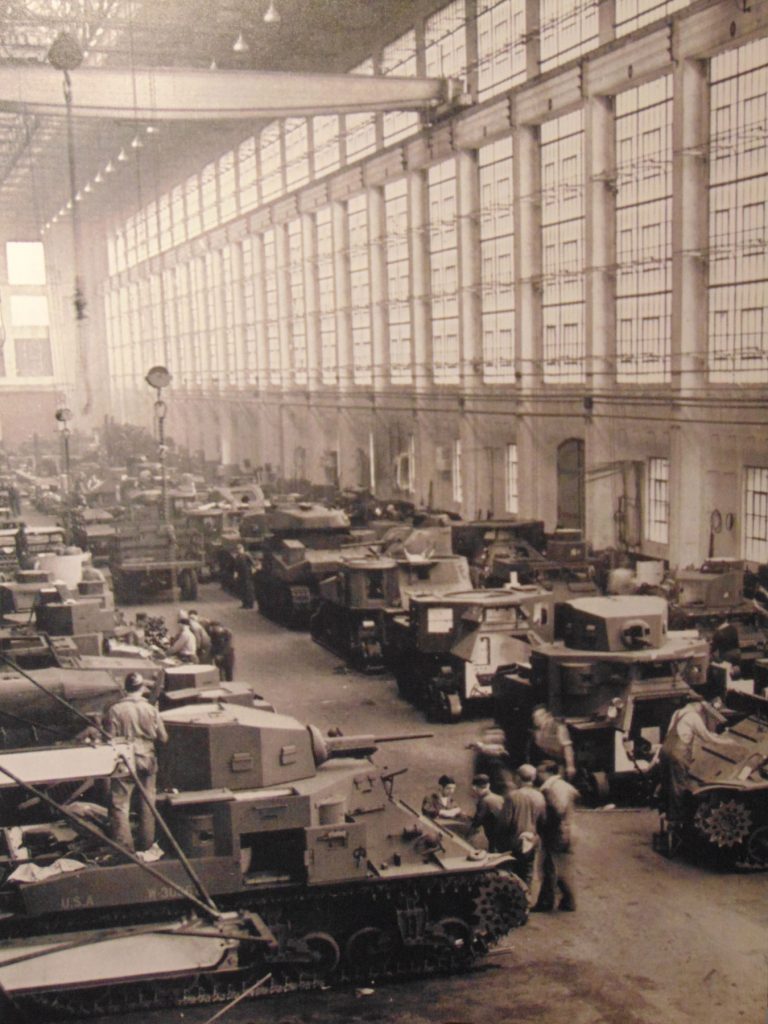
[0,1,765,1023]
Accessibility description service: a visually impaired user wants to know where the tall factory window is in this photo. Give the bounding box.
[148,274,165,366]
[477,0,526,101]
[539,0,599,73]
[218,151,237,221]
[541,110,585,382]
[709,39,768,384]
[287,220,308,385]
[10,284,51,377]
[346,60,377,163]
[744,467,768,563]
[185,174,201,238]
[238,138,259,213]
[314,116,341,176]
[171,186,186,247]
[189,258,207,385]
[428,158,460,384]
[241,237,258,383]
[479,136,515,382]
[162,268,177,373]
[285,119,310,190]
[174,263,192,387]
[201,161,218,232]
[221,245,238,384]
[452,440,463,504]
[348,193,373,385]
[614,0,689,37]
[113,229,126,274]
[425,0,468,86]
[204,251,222,383]
[316,208,338,385]
[6,241,45,285]
[505,442,519,513]
[104,290,120,387]
[384,179,412,384]
[135,215,148,265]
[615,77,672,383]
[382,31,419,145]
[146,201,159,258]
[158,195,172,253]
[263,229,282,386]
[646,456,669,545]
[260,122,284,203]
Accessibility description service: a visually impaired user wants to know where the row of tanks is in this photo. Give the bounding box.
[0,675,529,1017]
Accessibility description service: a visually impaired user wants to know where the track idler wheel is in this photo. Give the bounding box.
[743,825,768,869]
[344,926,401,978]
[472,870,529,940]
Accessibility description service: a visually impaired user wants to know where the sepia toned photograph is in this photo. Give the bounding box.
[0,2,765,1022]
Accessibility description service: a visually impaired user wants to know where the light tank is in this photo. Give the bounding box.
[655,692,768,869]
[492,595,709,800]
[0,702,528,1016]
[253,504,374,628]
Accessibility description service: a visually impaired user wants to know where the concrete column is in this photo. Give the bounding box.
[457,148,482,392]
[332,200,353,391]
[524,0,541,81]
[671,58,709,394]
[274,223,291,391]
[301,212,320,393]
[368,185,389,392]
[513,123,543,392]
[668,420,707,569]
[251,234,269,389]
[409,170,432,389]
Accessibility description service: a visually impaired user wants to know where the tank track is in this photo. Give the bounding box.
[253,575,313,628]
[7,868,528,1019]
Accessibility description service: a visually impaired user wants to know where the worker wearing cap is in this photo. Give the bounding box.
[166,611,198,663]
[500,764,547,905]
[107,672,168,853]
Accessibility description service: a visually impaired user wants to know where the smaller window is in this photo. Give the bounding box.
[647,457,669,545]
[6,241,46,285]
[10,295,49,327]
[506,443,519,514]
[452,440,463,504]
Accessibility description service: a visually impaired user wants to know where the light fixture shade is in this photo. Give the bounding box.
[75,191,82,201]
[84,182,92,192]
[94,171,103,183]
[117,148,128,162]
[264,1,280,24]
[145,124,159,134]
[105,160,114,173]
[209,58,218,70]
[131,135,143,149]
[232,30,248,53]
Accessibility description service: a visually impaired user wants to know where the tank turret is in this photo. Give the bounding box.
[493,594,709,800]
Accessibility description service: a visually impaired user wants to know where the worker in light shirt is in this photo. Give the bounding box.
[166,611,198,663]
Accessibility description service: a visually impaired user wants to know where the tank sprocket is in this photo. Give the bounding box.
[693,796,752,848]
[471,868,529,941]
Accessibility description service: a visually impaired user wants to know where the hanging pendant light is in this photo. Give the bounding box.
[94,171,103,184]
[131,134,143,149]
[117,147,128,162]
[209,58,218,70]
[264,1,280,24]
[84,182,92,193]
[105,160,115,173]
[232,31,248,53]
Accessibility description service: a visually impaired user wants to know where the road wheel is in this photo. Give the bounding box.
[344,926,400,978]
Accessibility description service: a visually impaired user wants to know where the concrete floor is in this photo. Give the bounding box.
[85,583,766,1024]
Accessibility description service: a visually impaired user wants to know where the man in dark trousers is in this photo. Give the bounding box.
[537,760,579,912]
[209,621,235,681]
[106,672,168,854]
[500,763,546,905]
[468,773,505,851]
[232,543,256,609]
[14,521,30,569]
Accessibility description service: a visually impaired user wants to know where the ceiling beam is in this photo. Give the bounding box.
[0,64,459,120]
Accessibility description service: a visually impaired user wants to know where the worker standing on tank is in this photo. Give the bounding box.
[536,760,579,912]
[232,542,256,609]
[531,706,577,780]
[166,611,198,663]
[14,521,30,569]
[107,672,168,854]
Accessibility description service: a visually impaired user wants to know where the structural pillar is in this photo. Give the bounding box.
[368,185,390,393]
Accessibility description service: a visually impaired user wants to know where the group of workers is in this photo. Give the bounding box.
[422,754,578,913]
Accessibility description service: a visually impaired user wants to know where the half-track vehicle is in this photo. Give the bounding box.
[388,586,554,722]
[492,595,709,800]
[0,702,528,1016]
[253,503,374,628]
[310,556,400,672]
[655,692,768,869]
